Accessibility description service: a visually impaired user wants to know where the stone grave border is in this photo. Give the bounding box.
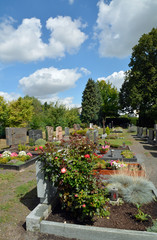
[0,154,39,171]
[25,160,157,239]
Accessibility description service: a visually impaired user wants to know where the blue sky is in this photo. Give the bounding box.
[0,0,157,107]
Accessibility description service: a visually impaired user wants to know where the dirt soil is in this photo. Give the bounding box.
[47,201,157,232]
[0,132,157,240]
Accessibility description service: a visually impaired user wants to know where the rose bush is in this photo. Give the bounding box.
[40,135,110,221]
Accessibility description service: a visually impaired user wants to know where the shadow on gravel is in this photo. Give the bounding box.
[143,145,157,151]
[150,152,157,158]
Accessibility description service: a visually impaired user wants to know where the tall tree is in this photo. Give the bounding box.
[81,78,101,124]
[98,80,119,132]
[0,96,9,137]
[8,97,34,127]
[119,28,157,126]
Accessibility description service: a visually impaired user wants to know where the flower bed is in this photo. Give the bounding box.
[0,150,40,170]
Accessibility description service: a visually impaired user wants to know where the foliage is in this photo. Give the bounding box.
[0,151,33,164]
[105,126,110,135]
[147,219,157,232]
[121,150,135,158]
[7,97,34,127]
[0,96,9,137]
[81,79,101,124]
[98,80,119,130]
[134,204,151,221]
[71,129,87,136]
[119,28,157,126]
[18,143,26,151]
[40,135,110,221]
[35,138,46,146]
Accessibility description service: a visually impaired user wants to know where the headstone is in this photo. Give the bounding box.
[139,127,143,137]
[156,130,157,144]
[89,123,93,129]
[109,123,112,129]
[36,160,57,204]
[5,127,27,146]
[56,126,62,140]
[46,126,53,142]
[154,124,157,130]
[29,129,43,142]
[142,127,147,138]
[64,127,69,136]
[149,129,154,141]
[93,129,98,144]
[73,124,77,130]
[137,126,140,136]
[77,124,80,130]
[102,133,107,139]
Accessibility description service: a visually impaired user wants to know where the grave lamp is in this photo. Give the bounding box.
[110,187,118,201]
[111,149,114,157]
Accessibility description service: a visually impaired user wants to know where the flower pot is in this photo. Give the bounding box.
[99,150,109,154]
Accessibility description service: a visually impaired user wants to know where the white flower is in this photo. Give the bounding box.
[2,151,11,158]
[18,151,27,157]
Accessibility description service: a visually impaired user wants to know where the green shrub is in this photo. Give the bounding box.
[35,138,46,146]
[29,138,35,146]
[105,126,110,135]
[71,129,87,136]
[18,143,26,151]
[40,135,110,221]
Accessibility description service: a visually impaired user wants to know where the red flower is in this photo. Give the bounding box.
[84,154,90,158]
[35,147,38,151]
[75,194,78,197]
[55,157,58,159]
[39,146,43,150]
[82,204,86,208]
[61,167,67,173]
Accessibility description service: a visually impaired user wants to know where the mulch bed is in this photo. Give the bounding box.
[46,200,157,232]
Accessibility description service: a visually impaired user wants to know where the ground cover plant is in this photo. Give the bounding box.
[0,150,33,165]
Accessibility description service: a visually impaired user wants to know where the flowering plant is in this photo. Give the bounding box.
[40,135,110,221]
[0,151,33,164]
[105,160,127,170]
[99,144,110,153]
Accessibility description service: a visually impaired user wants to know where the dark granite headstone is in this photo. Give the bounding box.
[5,127,27,146]
[29,129,43,142]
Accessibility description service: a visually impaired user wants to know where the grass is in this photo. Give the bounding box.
[0,172,16,181]
[15,179,36,198]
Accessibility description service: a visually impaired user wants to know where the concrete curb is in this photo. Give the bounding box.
[26,203,157,240]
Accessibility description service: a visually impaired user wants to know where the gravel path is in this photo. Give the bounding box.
[129,134,157,187]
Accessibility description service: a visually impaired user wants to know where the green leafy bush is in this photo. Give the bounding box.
[40,135,110,221]
[71,129,87,136]
[18,143,26,151]
[105,127,110,135]
[35,138,46,146]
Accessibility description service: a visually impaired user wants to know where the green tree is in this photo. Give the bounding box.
[119,28,157,126]
[64,108,81,127]
[8,97,34,127]
[98,80,119,132]
[0,96,9,137]
[81,78,101,124]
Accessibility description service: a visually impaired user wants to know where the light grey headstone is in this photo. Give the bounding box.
[5,127,27,146]
[64,127,70,136]
[46,126,53,142]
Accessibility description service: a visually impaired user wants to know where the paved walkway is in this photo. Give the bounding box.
[129,134,157,187]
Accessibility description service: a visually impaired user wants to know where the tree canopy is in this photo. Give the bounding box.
[119,28,157,126]
[81,78,101,124]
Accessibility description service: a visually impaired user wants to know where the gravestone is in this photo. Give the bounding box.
[154,124,157,130]
[142,127,147,138]
[149,129,154,141]
[93,129,98,144]
[64,127,69,136]
[46,126,53,142]
[56,126,62,140]
[73,124,77,130]
[86,129,98,144]
[29,129,43,142]
[89,123,93,129]
[137,127,140,136]
[109,123,112,129]
[5,127,27,146]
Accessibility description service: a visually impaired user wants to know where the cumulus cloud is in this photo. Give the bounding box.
[95,0,157,57]
[80,67,91,75]
[0,91,20,102]
[69,0,74,5]
[0,16,87,62]
[97,70,125,91]
[19,67,82,97]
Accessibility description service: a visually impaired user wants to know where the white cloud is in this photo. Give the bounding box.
[0,16,87,62]
[19,67,82,97]
[69,0,74,5]
[95,0,157,58]
[0,91,20,102]
[97,70,125,91]
[80,67,91,75]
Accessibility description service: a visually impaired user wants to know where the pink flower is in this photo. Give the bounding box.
[39,146,43,150]
[84,154,90,158]
[82,204,86,208]
[0,154,2,158]
[55,157,58,159]
[27,152,32,157]
[11,152,18,157]
[61,167,67,174]
[35,147,38,151]
[75,194,78,197]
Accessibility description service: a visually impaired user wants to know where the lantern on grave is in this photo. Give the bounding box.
[110,187,118,201]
